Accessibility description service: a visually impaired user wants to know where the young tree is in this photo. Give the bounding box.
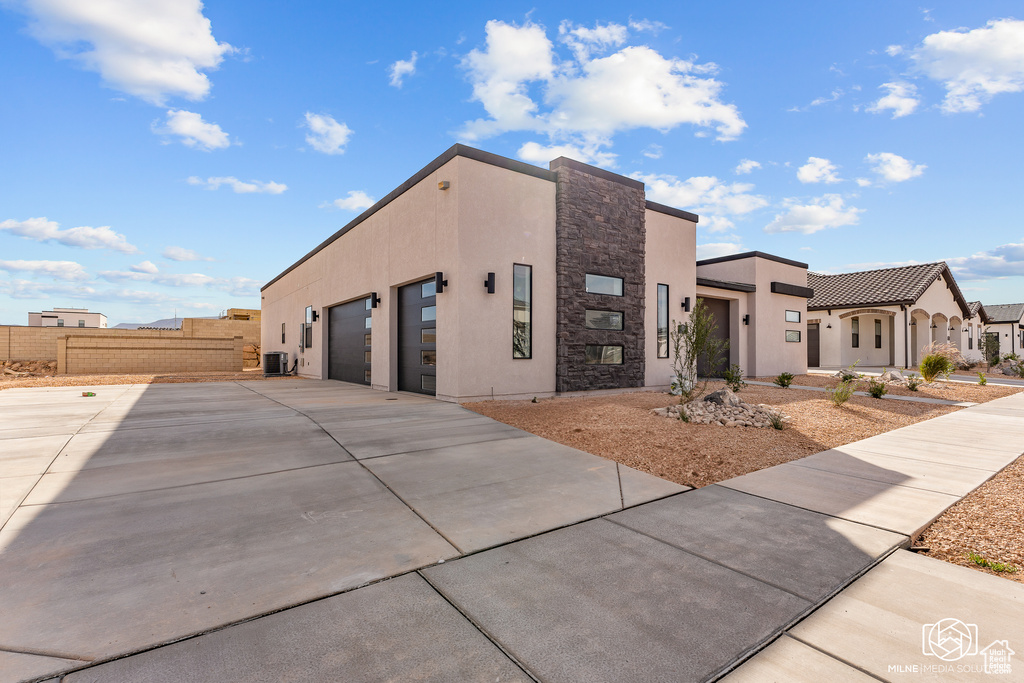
[670,298,729,404]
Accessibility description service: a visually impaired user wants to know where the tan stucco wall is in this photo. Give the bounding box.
[260,156,558,401]
[694,285,750,373]
[644,209,697,387]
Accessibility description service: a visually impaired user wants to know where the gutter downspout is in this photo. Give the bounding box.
[902,304,909,370]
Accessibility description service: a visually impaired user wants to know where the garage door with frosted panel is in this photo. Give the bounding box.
[328,297,372,385]
[399,278,436,395]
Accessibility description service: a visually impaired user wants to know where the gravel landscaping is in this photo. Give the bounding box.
[752,373,1022,403]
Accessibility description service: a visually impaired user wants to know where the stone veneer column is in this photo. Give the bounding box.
[551,157,646,393]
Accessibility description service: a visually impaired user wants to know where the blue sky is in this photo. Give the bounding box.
[2,1,1023,325]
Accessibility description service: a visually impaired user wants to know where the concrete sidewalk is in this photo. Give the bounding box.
[1,381,1021,682]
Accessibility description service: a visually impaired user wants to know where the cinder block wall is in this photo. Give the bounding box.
[57,336,243,374]
[181,319,260,345]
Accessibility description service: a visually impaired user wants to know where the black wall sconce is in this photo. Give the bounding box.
[681,297,690,312]
[435,272,448,294]
[931,323,938,329]
[742,314,750,325]
[484,272,495,294]
[311,310,319,322]
[370,292,381,308]
[826,323,832,329]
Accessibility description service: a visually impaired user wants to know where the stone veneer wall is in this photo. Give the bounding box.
[552,157,646,392]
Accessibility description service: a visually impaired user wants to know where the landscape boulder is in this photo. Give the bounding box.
[704,388,742,407]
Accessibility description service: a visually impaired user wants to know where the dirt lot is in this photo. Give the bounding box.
[0,368,283,391]
[466,381,982,488]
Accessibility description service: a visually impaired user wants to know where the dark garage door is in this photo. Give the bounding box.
[697,297,730,377]
[399,278,437,395]
[807,323,820,367]
[328,297,372,385]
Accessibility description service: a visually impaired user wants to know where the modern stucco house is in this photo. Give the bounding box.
[261,145,811,402]
[805,262,984,369]
[981,303,1024,361]
[27,307,107,328]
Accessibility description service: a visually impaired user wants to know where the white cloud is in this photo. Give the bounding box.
[154,109,230,150]
[865,152,926,182]
[0,259,89,281]
[734,159,761,175]
[910,18,1024,113]
[0,279,97,300]
[764,195,863,234]
[628,19,669,34]
[642,144,663,159]
[855,178,872,187]
[12,0,233,105]
[0,216,139,253]
[187,176,287,194]
[697,242,744,260]
[130,260,159,274]
[797,157,841,184]
[886,45,904,57]
[98,268,258,295]
[323,190,376,212]
[304,112,352,154]
[518,140,617,167]
[947,240,1024,280]
[634,173,769,233]
[810,89,844,107]
[867,81,920,118]
[162,246,213,261]
[388,52,418,88]
[459,20,745,158]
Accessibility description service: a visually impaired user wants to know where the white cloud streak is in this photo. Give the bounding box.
[323,191,376,212]
[304,112,352,154]
[947,240,1024,280]
[162,246,213,262]
[187,176,287,194]
[388,52,418,87]
[764,194,863,234]
[734,159,761,175]
[865,152,926,183]
[867,82,920,118]
[12,0,233,105]
[796,157,841,184]
[0,259,89,281]
[154,109,230,150]
[634,173,769,233]
[0,217,139,254]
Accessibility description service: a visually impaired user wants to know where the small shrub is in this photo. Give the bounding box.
[906,374,922,391]
[1002,352,1020,363]
[767,412,785,430]
[678,406,690,422]
[919,353,953,382]
[722,364,746,392]
[838,359,861,382]
[773,372,794,388]
[867,377,888,398]
[967,552,1018,573]
[977,372,987,386]
[828,379,856,407]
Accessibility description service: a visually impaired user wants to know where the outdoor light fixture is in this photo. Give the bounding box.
[826,324,832,329]
[909,319,916,326]
[435,272,448,293]
[484,272,495,294]
[370,292,381,308]
[742,314,750,325]
[681,297,691,312]
[438,180,450,190]
[311,310,319,322]
[931,323,938,329]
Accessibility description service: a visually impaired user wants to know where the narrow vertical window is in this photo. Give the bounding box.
[851,317,859,348]
[657,284,669,358]
[874,319,882,349]
[304,306,313,348]
[281,322,286,344]
[513,264,532,359]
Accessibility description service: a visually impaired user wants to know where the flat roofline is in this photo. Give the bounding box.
[645,200,699,224]
[696,250,809,269]
[696,276,756,293]
[262,144,558,292]
[549,156,644,190]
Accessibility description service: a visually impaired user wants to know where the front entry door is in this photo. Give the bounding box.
[697,297,730,377]
[807,323,821,367]
[398,278,437,395]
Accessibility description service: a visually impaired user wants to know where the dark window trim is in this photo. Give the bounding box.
[281,322,285,344]
[584,309,625,331]
[874,319,882,349]
[585,344,625,365]
[513,263,533,359]
[657,283,669,359]
[851,317,860,349]
[786,330,801,343]
[785,310,801,323]
[585,273,624,296]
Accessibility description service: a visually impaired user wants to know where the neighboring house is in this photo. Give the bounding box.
[805,262,979,369]
[260,144,811,402]
[27,307,107,328]
[981,302,1024,361]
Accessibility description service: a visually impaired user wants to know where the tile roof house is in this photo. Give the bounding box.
[804,262,983,368]
[979,302,1024,360]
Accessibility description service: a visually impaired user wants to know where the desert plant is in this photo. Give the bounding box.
[919,353,953,382]
[670,299,729,405]
[767,411,785,430]
[920,341,970,371]
[906,373,922,391]
[867,377,888,398]
[967,552,1018,573]
[722,364,746,392]
[773,372,794,388]
[1002,352,1020,363]
[838,359,861,382]
[977,372,987,386]
[828,379,856,407]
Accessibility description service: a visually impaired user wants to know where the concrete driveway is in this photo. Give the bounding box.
[2,380,1021,682]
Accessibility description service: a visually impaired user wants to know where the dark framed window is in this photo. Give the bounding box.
[421,305,436,322]
[421,350,436,366]
[57,319,64,327]
[786,310,801,323]
[78,320,85,327]
[786,330,801,342]
[365,317,372,329]
[364,333,372,345]
[513,264,532,359]
[585,310,624,330]
[421,281,436,298]
[874,319,882,349]
[657,284,669,358]
[421,375,436,392]
[281,322,285,344]
[851,317,859,348]
[421,328,435,344]
[585,345,623,364]
[585,274,623,296]
[304,306,313,348]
